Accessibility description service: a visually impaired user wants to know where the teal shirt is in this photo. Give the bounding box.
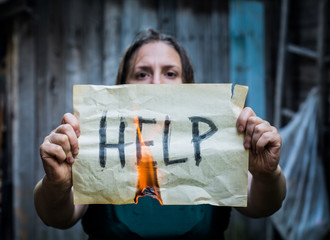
[82,197,231,239]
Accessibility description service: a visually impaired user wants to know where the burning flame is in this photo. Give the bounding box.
[134,118,163,205]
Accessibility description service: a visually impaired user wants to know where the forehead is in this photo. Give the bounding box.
[131,41,182,67]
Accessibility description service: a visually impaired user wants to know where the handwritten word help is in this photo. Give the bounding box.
[99,111,218,168]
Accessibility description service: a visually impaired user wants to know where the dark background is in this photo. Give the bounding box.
[0,0,329,239]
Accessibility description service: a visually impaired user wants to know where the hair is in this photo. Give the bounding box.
[116,29,194,85]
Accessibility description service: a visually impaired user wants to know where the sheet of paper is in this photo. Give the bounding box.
[73,84,248,206]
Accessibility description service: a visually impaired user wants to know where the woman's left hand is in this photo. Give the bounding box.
[236,107,282,179]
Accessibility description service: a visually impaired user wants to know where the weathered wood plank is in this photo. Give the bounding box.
[211,1,230,84]
[103,0,123,85]
[34,1,62,239]
[176,2,202,83]
[5,20,19,240]
[62,0,85,113]
[121,0,158,52]
[34,0,88,239]
[230,1,266,119]
[14,17,37,240]
[80,0,104,86]
[157,0,177,35]
[176,1,229,84]
[4,14,39,240]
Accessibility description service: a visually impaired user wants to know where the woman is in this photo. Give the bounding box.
[34,29,286,239]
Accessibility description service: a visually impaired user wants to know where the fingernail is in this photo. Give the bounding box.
[73,148,79,155]
[244,141,250,149]
[238,125,244,132]
[66,157,74,164]
[76,130,80,137]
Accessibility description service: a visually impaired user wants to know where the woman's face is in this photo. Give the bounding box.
[126,41,183,84]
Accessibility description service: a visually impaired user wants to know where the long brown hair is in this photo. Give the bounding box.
[116,29,194,85]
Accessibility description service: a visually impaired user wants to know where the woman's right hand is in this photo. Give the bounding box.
[40,113,80,191]
[35,113,87,228]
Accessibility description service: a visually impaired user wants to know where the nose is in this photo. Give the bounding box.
[151,74,162,84]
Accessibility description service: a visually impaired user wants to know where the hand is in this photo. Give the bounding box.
[237,107,282,179]
[40,113,80,191]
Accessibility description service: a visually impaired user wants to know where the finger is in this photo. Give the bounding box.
[255,128,281,155]
[236,107,256,133]
[54,123,79,156]
[250,121,272,151]
[48,132,73,158]
[40,141,73,184]
[40,140,67,164]
[244,116,264,149]
[61,113,80,137]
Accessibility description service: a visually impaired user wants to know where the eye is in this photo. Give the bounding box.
[165,71,177,79]
[136,72,149,80]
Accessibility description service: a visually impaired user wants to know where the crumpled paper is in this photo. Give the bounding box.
[73,84,248,206]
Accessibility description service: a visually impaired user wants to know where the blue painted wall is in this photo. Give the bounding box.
[230,0,266,119]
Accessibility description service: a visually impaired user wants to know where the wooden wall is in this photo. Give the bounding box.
[3,0,329,239]
[4,0,230,239]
